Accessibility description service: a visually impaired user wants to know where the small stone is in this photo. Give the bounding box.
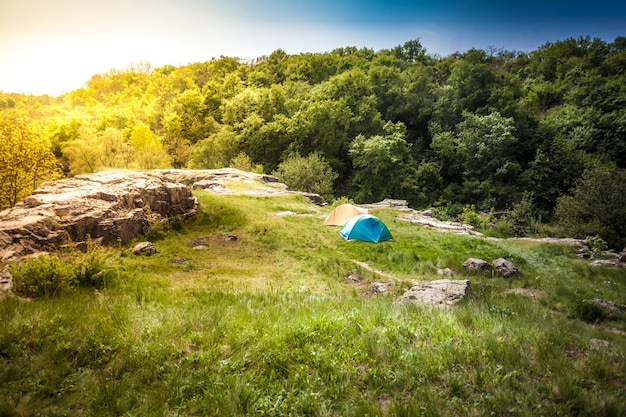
[371,282,389,294]
[132,241,156,256]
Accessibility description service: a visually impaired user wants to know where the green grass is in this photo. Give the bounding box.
[1,189,625,416]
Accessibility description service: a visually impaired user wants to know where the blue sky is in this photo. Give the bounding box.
[1,0,625,96]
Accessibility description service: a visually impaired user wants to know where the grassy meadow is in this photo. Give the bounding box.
[1,187,625,416]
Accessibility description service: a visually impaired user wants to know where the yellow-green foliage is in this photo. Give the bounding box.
[0,114,62,208]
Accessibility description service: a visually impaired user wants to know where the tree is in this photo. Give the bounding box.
[129,123,171,169]
[61,127,101,174]
[555,166,626,250]
[349,121,419,204]
[430,111,520,209]
[273,152,338,201]
[187,126,240,169]
[0,115,62,209]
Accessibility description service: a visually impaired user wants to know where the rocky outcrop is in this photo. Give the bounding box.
[156,168,325,205]
[618,247,626,263]
[0,168,325,263]
[395,279,472,307]
[0,171,197,262]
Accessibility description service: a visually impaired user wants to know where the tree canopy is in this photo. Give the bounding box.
[2,35,625,246]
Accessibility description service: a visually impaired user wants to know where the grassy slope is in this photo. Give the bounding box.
[1,188,625,416]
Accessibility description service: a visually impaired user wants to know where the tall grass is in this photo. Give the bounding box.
[1,189,625,416]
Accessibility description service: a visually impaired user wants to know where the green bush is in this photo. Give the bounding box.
[273,152,338,201]
[586,234,607,258]
[143,204,171,240]
[459,204,492,229]
[10,248,114,298]
[73,251,110,289]
[11,255,75,298]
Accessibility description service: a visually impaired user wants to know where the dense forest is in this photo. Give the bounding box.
[1,36,625,248]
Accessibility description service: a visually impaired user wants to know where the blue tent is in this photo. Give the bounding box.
[339,214,392,242]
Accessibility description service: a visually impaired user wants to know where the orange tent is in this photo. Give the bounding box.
[324,204,369,226]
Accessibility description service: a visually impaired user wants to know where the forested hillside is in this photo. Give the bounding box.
[1,36,625,248]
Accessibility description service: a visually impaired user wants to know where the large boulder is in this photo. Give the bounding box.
[0,171,197,261]
[395,279,472,307]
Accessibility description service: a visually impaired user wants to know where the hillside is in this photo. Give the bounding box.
[1,173,625,416]
[2,35,626,250]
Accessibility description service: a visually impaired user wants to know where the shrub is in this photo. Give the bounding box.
[556,166,626,250]
[273,152,338,201]
[72,250,111,289]
[11,255,75,298]
[459,204,492,229]
[586,234,607,258]
[574,300,607,323]
[10,248,114,298]
[143,204,171,240]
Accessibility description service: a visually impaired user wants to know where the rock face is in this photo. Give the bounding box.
[492,258,521,277]
[0,171,197,261]
[395,279,472,307]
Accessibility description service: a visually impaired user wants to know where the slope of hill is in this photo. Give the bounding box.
[1,173,625,416]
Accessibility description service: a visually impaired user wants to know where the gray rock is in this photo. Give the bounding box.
[437,268,454,276]
[0,268,12,293]
[492,258,521,277]
[133,241,156,256]
[0,171,197,262]
[371,282,389,294]
[395,279,471,307]
[590,260,618,267]
[617,247,626,264]
[462,258,490,272]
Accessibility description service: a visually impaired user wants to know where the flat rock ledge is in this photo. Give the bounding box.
[395,279,472,308]
[0,171,197,262]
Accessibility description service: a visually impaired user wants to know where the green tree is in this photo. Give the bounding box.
[98,127,134,168]
[129,123,171,169]
[430,111,520,209]
[349,121,419,204]
[0,115,62,208]
[62,126,104,174]
[229,152,262,173]
[273,152,338,201]
[187,126,240,169]
[555,166,626,250]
